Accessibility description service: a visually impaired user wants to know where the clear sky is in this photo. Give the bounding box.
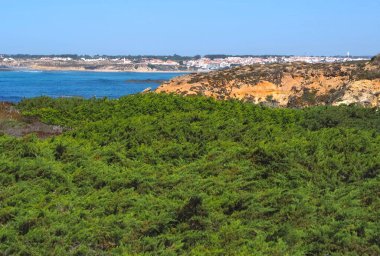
[1,0,379,56]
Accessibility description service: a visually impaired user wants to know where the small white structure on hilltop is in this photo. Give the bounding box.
[347,51,350,58]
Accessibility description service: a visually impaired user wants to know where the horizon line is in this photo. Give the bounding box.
[0,53,374,58]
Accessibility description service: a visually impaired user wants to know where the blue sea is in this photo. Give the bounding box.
[0,71,183,102]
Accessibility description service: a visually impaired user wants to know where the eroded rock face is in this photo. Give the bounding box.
[156,57,380,107]
[333,80,380,107]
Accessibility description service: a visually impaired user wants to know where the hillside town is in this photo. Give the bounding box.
[0,54,370,72]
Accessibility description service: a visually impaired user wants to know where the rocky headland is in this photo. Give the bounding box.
[156,54,380,107]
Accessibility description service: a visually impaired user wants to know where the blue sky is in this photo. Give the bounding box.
[1,0,379,56]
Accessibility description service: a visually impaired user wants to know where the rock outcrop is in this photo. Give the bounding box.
[0,102,64,138]
[156,55,380,107]
[333,80,380,107]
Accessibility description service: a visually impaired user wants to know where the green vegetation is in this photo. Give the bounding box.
[1,94,379,255]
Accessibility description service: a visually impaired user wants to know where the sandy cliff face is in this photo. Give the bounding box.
[156,55,380,107]
[333,80,380,107]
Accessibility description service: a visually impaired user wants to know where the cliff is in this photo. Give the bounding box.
[156,56,380,107]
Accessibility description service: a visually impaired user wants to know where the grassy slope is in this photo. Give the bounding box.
[0,94,379,255]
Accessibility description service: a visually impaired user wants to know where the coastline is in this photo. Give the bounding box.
[3,65,196,74]
[33,68,194,74]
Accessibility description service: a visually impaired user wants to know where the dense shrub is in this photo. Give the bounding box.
[0,94,379,255]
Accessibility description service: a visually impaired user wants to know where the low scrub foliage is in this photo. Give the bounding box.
[0,94,379,255]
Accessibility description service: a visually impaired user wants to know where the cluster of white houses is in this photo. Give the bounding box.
[0,55,370,71]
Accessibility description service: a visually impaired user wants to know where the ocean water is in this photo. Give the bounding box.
[0,71,184,102]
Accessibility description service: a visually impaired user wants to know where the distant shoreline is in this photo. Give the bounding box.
[0,67,194,74]
[36,69,193,74]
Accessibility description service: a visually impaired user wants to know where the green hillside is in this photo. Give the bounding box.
[1,94,379,255]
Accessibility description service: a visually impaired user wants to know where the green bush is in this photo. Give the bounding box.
[0,94,379,255]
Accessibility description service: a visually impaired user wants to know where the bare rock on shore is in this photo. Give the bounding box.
[141,87,152,94]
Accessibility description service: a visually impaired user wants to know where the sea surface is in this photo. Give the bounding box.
[0,71,184,102]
